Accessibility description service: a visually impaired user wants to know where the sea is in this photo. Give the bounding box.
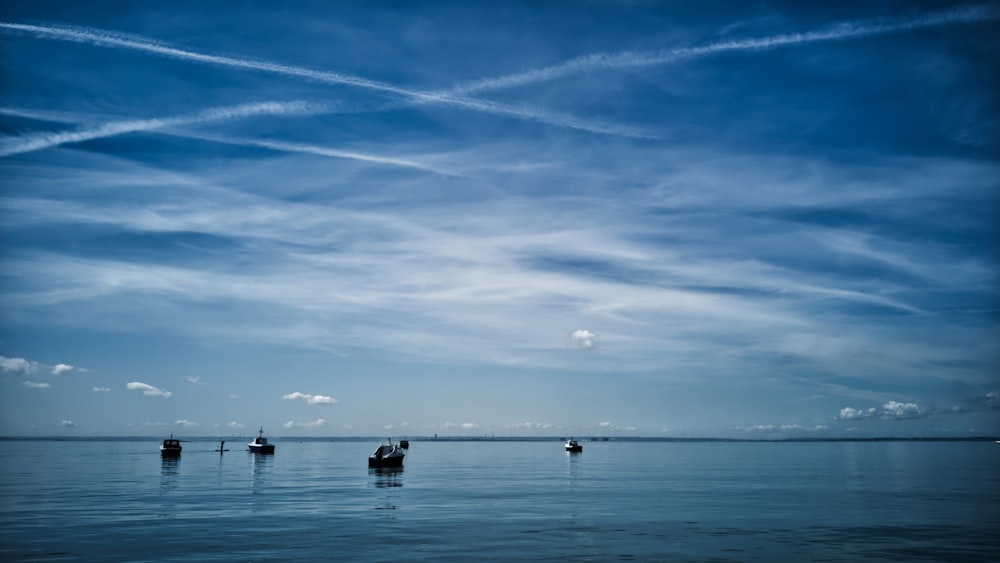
[1,438,998,562]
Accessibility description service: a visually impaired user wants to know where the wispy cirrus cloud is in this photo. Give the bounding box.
[126,381,172,398]
[22,381,51,389]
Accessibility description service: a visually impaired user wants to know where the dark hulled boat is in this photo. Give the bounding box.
[248,427,275,454]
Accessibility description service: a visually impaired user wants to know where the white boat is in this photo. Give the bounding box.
[369,439,405,467]
[160,435,182,456]
[248,427,275,454]
[564,439,582,453]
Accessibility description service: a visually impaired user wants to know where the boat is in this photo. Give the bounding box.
[160,435,182,456]
[368,439,405,467]
[399,439,409,449]
[248,427,275,454]
[564,439,582,453]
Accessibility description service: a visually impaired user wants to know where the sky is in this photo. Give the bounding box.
[1,1,998,439]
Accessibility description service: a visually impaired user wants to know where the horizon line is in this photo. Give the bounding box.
[2,435,996,442]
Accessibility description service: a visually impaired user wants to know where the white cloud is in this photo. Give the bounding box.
[598,421,614,428]
[282,392,337,405]
[22,381,50,388]
[126,381,172,398]
[570,329,597,350]
[1,356,35,375]
[838,401,929,421]
[51,364,74,375]
[227,421,244,428]
[186,376,204,385]
[175,419,199,427]
[987,392,1000,409]
[92,386,111,392]
[880,401,929,420]
[744,424,829,433]
[838,406,877,420]
[60,420,75,427]
[284,418,327,429]
[511,422,554,430]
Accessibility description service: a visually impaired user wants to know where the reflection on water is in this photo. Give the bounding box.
[160,455,180,502]
[4,440,998,561]
[161,455,180,474]
[251,450,272,494]
[370,467,404,488]
[370,467,402,514]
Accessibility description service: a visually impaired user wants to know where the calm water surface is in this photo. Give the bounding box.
[1,439,997,561]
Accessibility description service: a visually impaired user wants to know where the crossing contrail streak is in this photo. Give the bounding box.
[177,132,456,175]
[1,5,991,148]
[0,103,454,173]
[0,101,325,158]
[441,5,1000,95]
[0,21,653,139]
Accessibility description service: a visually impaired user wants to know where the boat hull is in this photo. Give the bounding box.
[248,445,275,454]
[368,455,404,468]
[369,442,405,467]
[160,438,182,456]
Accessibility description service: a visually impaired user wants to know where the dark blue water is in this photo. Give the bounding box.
[1,439,997,561]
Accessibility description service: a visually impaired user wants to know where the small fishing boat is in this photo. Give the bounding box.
[160,435,182,456]
[369,439,405,467]
[399,439,409,449]
[564,439,582,453]
[248,427,275,454]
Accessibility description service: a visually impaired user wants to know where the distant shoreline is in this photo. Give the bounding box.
[1,435,997,443]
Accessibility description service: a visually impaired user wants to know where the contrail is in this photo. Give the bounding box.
[177,132,456,175]
[442,4,1000,95]
[0,103,457,173]
[3,5,989,144]
[0,101,326,158]
[0,21,653,139]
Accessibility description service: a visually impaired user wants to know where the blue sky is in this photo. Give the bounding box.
[1,1,997,438]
